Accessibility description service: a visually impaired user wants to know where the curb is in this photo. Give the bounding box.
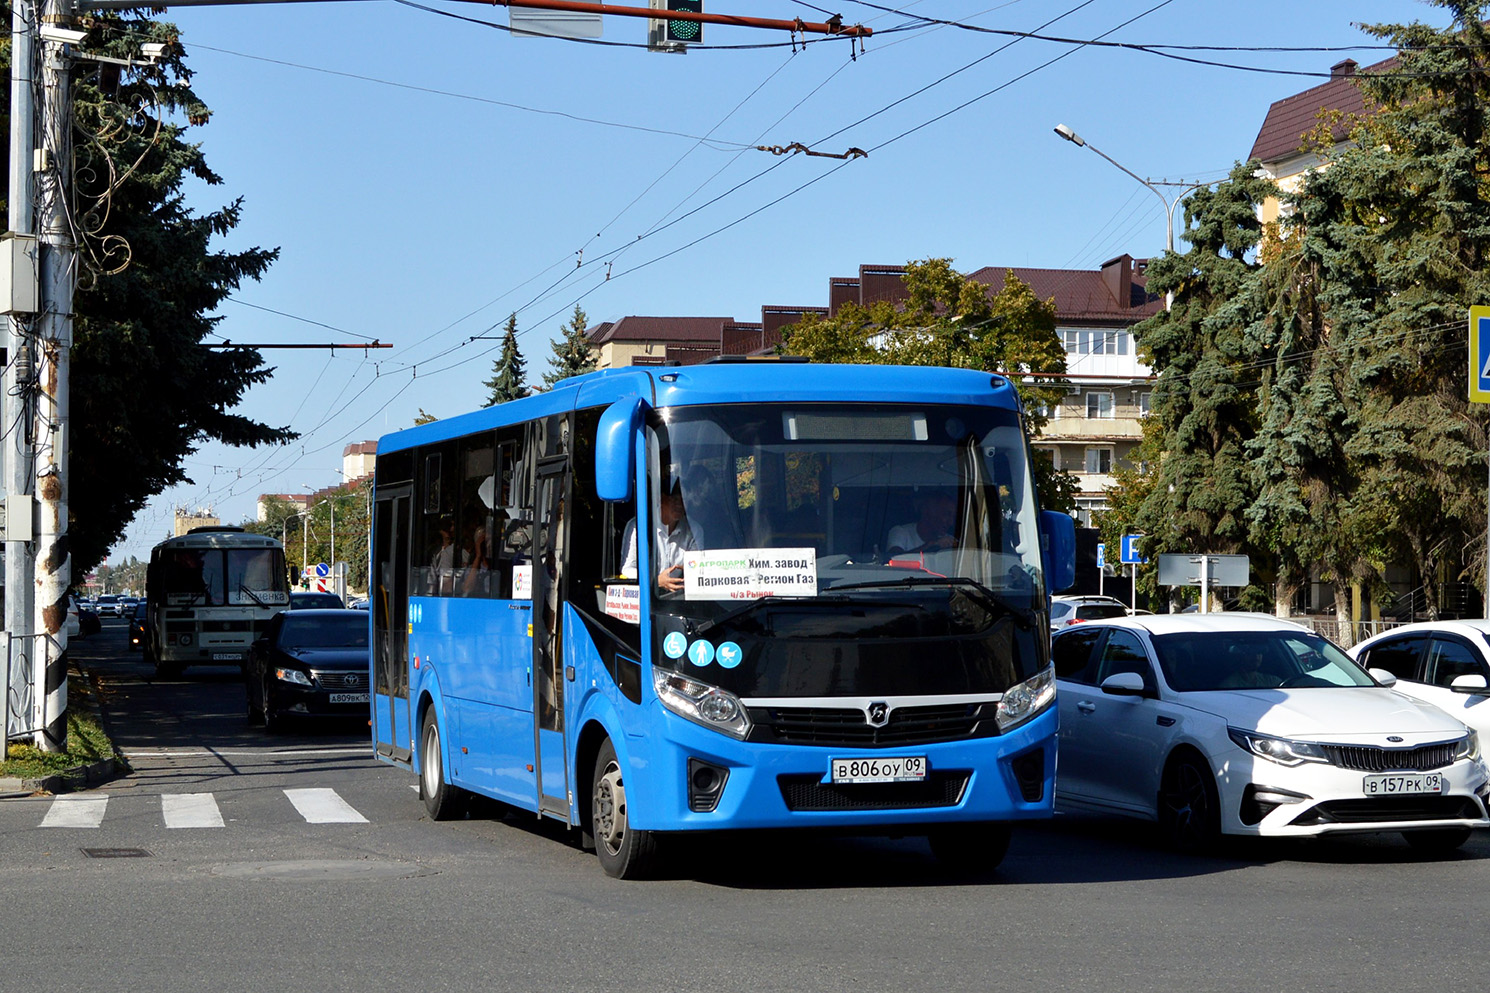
[0,757,119,797]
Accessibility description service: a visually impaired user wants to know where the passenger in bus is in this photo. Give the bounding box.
[886,490,957,557]
[429,517,468,596]
[620,481,702,593]
[460,524,492,597]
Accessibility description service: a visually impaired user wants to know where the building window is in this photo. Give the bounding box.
[1085,392,1114,419]
[1084,447,1113,474]
[1138,392,1152,417]
[1063,330,1129,355]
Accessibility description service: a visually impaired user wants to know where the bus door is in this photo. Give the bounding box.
[373,485,414,765]
[532,443,572,819]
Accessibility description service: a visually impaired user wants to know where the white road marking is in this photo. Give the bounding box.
[39,794,109,828]
[126,747,370,758]
[284,787,368,824]
[162,792,224,829]
[409,784,419,791]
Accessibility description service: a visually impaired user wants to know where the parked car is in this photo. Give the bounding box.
[65,597,81,639]
[1050,594,1129,630]
[245,609,371,731]
[1052,613,1489,852]
[95,594,122,617]
[127,602,148,652]
[289,591,345,610]
[1350,620,1490,743]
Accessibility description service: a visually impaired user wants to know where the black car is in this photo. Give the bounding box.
[245,609,371,731]
[289,591,345,610]
[127,602,148,651]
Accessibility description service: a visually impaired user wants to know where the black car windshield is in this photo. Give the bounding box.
[279,614,370,651]
[1152,630,1375,691]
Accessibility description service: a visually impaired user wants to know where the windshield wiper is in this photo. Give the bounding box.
[690,593,849,638]
[238,583,269,607]
[828,576,1036,627]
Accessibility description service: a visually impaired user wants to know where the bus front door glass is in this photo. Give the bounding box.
[533,454,570,816]
[374,488,413,762]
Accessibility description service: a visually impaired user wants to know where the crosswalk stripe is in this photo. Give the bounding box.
[162,792,224,829]
[39,794,109,828]
[283,787,368,824]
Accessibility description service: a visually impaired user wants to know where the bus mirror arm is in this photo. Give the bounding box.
[596,397,651,503]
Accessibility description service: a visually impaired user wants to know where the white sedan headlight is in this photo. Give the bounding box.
[1454,731,1480,763]
[653,669,751,739]
[1228,727,1329,766]
[996,665,1055,733]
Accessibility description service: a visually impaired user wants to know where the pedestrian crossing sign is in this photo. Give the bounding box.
[1471,306,1490,403]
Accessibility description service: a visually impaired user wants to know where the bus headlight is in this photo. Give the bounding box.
[995,665,1055,733]
[653,669,751,739]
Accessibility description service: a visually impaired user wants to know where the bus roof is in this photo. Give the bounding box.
[379,363,1023,454]
[153,531,282,550]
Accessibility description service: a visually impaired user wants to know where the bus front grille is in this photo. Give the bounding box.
[777,772,969,811]
[750,703,987,748]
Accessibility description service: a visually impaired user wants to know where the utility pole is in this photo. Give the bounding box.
[31,0,76,750]
[4,0,37,745]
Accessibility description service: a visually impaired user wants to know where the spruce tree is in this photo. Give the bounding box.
[544,304,596,387]
[484,313,528,405]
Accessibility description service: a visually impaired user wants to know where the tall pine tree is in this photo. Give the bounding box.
[544,304,596,387]
[484,313,528,405]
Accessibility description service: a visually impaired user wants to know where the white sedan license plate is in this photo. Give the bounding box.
[212,652,243,661]
[830,756,927,784]
[329,693,369,704]
[1362,772,1443,796]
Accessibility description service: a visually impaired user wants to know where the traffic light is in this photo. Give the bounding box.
[665,0,702,45]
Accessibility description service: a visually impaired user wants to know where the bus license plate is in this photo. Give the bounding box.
[212,652,243,662]
[1362,772,1443,796]
[329,693,369,704]
[830,756,927,784]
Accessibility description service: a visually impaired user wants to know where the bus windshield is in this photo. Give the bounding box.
[163,546,289,606]
[641,402,1048,696]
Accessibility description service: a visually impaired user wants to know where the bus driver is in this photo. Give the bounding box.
[620,480,702,593]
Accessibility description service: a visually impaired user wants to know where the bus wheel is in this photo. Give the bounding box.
[927,822,1012,874]
[591,738,659,879]
[419,708,466,820]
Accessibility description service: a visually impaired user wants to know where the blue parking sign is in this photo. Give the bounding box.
[1120,534,1147,565]
[1472,306,1490,403]
[1096,543,1105,570]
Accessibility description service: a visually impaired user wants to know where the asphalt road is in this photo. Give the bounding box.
[3,618,1489,993]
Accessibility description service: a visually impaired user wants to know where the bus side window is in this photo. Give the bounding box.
[458,434,497,599]
[415,442,458,596]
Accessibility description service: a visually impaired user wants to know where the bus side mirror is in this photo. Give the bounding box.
[1040,511,1076,592]
[596,397,649,503]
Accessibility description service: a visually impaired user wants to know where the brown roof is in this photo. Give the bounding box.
[1248,57,1393,164]
[587,315,737,346]
[964,262,1161,324]
[342,440,377,457]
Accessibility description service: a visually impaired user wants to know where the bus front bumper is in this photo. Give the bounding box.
[626,704,1056,833]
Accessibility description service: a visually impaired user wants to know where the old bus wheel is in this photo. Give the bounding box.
[592,739,659,879]
[419,708,466,820]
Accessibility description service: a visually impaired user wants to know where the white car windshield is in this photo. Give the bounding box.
[1152,631,1376,691]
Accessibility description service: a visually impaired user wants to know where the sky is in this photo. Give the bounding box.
[104,0,1448,564]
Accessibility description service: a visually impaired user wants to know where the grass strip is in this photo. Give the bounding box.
[1,674,117,779]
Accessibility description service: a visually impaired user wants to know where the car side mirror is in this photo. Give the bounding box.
[1100,671,1147,696]
[1450,673,1489,694]
[1368,667,1398,688]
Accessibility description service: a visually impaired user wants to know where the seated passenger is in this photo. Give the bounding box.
[887,491,957,557]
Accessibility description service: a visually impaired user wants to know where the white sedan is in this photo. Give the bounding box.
[1052,614,1490,852]
[1350,620,1490,742]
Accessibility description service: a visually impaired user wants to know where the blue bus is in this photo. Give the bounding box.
[370,361,1075,878]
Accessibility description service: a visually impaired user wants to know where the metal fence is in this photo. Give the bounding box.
[1280,616,1409,648]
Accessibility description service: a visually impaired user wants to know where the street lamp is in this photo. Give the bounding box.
[1053,123,1211,311]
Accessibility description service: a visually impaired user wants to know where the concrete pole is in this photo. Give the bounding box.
[31,7,74,750]
[5,0,37,743]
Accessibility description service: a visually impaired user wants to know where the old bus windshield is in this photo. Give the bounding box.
[642,402,1048,696]
[164,547,288,606]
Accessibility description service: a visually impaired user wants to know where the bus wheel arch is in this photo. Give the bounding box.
[590,735,660,879]
[574,720,611,850]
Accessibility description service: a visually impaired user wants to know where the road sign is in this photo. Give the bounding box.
[1120,534,1147,565]
[1096,543,1105,570]
[314,562,330,578]
[1471,306,1490,403]
[1157,553,1249,587]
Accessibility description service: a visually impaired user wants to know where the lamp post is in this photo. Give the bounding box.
[1053,124,1210,311]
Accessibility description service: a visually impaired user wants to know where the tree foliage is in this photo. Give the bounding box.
[484,313,528,405]
[544,303,596,387]
[780,259,1077,512]
[2,16,292,576]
